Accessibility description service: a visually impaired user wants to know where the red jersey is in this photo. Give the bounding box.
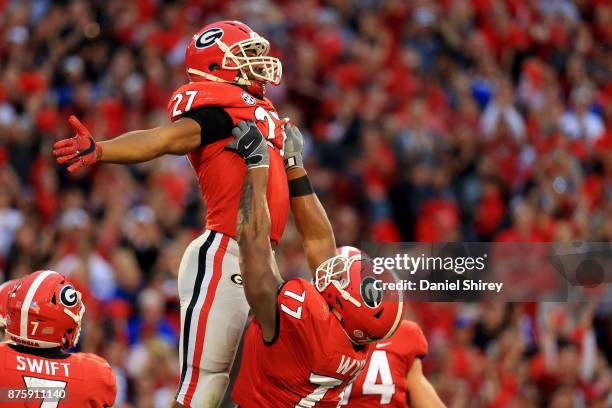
[341,321,428,407]
[167,81,289,243]
[232,279,371,407]
[0,342,116,407]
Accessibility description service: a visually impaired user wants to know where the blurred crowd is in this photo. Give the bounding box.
[0,0,611,406]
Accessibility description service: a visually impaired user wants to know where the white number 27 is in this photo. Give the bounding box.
[171,90,198,117]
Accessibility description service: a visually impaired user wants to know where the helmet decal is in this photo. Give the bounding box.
[241,92,256,105]
[195,28,224,49]
[360,276,383,308]
[59,285,78,307]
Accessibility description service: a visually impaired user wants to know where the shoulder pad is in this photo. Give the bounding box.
[167,82,261,121]
[401,321,428,357]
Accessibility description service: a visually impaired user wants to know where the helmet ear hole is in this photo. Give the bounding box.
[209,63,220,72]
[51,294,57,305]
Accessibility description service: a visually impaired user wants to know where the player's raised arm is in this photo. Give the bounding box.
[283,123,337,275]
[53,115,202,171]
[232,121,283,342]
[406,359,446,408]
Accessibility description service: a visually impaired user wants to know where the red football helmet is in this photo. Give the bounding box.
[185,20,282,96]
[5,271,85,349]
[0,278,18,329]
[315,246,404,344]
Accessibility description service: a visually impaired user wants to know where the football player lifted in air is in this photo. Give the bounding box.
[0,271,116,407]
[227,120,404,407]
[342,319,446,407]
[52,21,288,407]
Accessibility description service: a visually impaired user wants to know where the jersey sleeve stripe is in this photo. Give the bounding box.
[176,230,218,404]
[183,234,230,406]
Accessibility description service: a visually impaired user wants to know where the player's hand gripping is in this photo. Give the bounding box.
[226,120,269,169]
[283,119,304,170]
[53,116,102,172]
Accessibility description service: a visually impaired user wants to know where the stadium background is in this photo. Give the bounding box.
[0,0,611,406]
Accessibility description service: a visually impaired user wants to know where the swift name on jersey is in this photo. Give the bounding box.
[15,355,70,377]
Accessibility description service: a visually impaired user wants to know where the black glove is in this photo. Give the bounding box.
[226,120,269,169]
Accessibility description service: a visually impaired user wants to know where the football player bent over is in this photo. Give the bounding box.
[342,319,446,407]
[228,121,404,407]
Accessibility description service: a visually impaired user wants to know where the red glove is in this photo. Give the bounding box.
[53,116,102,172]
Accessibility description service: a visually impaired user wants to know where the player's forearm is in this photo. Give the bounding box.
[409,380,446,408]
[407,362,446,408]
[98,128,167,163]
[237,168,271,244]
[287,167,337,272]
[237,167,282,339]
[98,118,201,164]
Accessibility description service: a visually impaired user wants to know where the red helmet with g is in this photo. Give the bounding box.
[5,271,85,349]
[315,246,404,344]
[185,20,282,96]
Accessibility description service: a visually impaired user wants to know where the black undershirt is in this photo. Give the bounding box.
[179,106,234,148]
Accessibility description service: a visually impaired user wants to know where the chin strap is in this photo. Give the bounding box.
[187,68,251,86]
[330,281,362,307]
[186,68,265,97]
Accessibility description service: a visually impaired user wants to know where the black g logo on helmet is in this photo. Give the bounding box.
[360,276,382,308]
[60,285,79,307]
[195,28,224,49]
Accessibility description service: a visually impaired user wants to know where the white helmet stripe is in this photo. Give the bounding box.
[20,271,56,339]
[382,292,404,340]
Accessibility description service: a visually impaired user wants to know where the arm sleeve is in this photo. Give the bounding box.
[180,106,234,148]
[404,321,428,361]
[267,279,311,346]
[100,363,117,407]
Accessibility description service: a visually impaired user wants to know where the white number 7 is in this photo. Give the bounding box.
[254,106,280,140]
[296,373,343,407]
[280,289,305,320]
[23,376,67,408]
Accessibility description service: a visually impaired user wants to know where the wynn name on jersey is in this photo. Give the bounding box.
[336,355,367,376]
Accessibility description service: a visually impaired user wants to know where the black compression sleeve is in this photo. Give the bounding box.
[180,106,234,147]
